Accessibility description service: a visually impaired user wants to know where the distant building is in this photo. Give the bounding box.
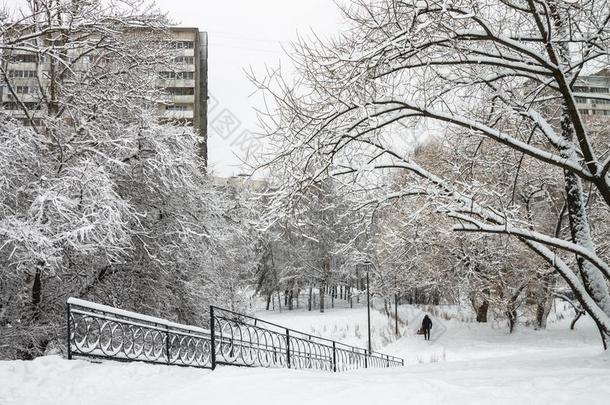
[573,69,610,117]
[157,28,208,164]
[211,175,270,193]
[0,26,209,165]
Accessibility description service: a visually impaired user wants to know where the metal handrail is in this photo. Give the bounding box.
[210,306,404,369]
[67,298,212,368]
[210,305,402,361]
[66,298,404,372]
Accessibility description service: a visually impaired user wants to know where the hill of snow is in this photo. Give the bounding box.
[2,304,610,404]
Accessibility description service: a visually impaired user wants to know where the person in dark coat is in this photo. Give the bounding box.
[421,315,433,341]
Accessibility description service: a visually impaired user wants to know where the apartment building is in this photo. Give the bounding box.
[573,69,610,117]
[0,26,209,164]
[157,27,209,164]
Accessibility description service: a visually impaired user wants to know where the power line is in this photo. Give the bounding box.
[208,30,290,45]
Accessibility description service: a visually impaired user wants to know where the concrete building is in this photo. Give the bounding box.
[573,69,610,117]
[211,175,271,193]
[157,28,209,164]
[0,26,209,164]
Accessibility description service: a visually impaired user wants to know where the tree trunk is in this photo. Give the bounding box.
[560,127,610,347]
[308,285,313,311]
[320,256,330,313]
[349,285,353,308]
[319,284,325,313]
[551,3,610,348]
[571,308,585,330]
[31,265,43,322]
[507,308,517,333]
[475,300,489,323]
[536,299,552,330]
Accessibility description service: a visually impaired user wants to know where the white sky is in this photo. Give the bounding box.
[4,0,344,177]
[154,0,343,176]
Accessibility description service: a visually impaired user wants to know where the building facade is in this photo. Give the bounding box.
[211,175,270,193]
[573,69,610,117]
[157,28,209,164]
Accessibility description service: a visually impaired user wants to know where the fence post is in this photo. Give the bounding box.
[386,354,390,368]
[286,329,291,369]
[364,350,368,369]
[332,341,336,372]
[210,306,216,370]
[66,303,72,360]
[165,325,171,365]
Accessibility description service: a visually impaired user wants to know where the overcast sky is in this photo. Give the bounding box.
[154,0,343,176]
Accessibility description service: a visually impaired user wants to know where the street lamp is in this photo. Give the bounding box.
[364,260,372,354]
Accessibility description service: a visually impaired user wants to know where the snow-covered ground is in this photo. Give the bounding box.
[2,304,610,405]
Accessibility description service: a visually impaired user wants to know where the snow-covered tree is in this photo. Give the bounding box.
[253,0,610,346]
[0,0,257,359]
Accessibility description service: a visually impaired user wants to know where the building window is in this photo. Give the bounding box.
[166,105,188,111]
[10,54,38,63]
[159,71,194,80]
[3,102,20,110]
[174,56,194,64]
[9,70,37,78]
[575,97,588,104]
[15,86,30,94]
[166,87,194,95]
[2,102,40,110]
[172,41,194,49]
[179,72,194,80]
[573,85,610,94]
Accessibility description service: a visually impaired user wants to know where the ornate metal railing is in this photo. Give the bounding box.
[67,298,212,368]
[210,306,404,371]
[66,298,404,371]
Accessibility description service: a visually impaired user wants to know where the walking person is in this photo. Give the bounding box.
[421,315,433,341]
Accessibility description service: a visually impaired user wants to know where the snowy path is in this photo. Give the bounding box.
[2,348,609,405]
[2,305,610,404]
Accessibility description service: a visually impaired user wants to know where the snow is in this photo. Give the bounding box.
[2,304,610,405]
[253,303,403,351]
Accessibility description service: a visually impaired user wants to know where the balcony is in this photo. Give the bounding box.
[170,95,195,104]
[156,78,195,88]
[163,110,193,119]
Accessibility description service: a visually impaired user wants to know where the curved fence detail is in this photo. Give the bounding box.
[66,298,404,372]
[67,298,212,368]
[210,306,404,371]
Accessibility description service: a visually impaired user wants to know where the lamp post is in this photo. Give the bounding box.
[364,260,372,354]
[394,274,399,336]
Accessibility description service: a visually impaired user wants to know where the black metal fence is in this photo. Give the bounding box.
[67,298,404,372]
[210,306,404,371]
[67,298,212,368]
